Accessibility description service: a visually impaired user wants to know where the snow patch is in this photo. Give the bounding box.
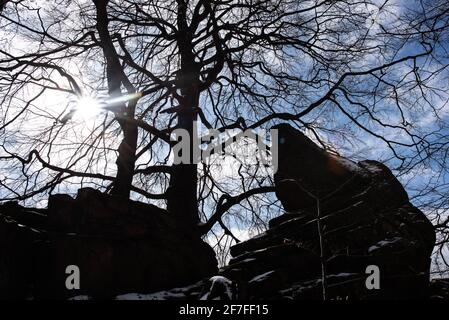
[328,273,358,278]
[361,161,384,174]
[116,292,186,300]
[200,276,233,300]
[115,282,202,300]
[368,237,403,253]
[249,270,276,283]
[333,155,361,172]
[68,295,92,300]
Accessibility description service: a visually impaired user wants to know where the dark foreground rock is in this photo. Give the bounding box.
[132,124,437,301]
[0,188,217,299]
[429,278,449,299]
[0,124,438,300]
[219,124,436,300]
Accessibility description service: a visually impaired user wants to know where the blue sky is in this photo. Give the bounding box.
[1,0,449,273]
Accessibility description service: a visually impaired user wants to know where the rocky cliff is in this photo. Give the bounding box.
[0,124,439,300]
[0,188,217,299]
[218,124,436,299]
[143,124,438,300]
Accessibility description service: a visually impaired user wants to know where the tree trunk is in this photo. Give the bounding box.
[166,71,200,226]
[112,116,138,198]
[167,93,199,226]
[167,0,200,227]
[94,0,137,199]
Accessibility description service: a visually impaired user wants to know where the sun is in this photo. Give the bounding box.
[74,96,102,120]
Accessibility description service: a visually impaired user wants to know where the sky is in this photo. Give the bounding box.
[1,0,449,273]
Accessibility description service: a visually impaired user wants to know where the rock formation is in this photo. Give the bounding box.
[0,188,217,299]
[0,123,438,300]
[219,124,436,299]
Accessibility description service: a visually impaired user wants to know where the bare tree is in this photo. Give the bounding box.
[1,0,448,264]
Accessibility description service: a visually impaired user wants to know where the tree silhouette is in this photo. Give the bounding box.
[0,0,448,267]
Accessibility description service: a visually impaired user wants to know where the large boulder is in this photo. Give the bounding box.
[0,188,217,299]
[222,124,435,299]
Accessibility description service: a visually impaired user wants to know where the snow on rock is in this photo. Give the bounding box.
[332,155,362,173]
[116,292,186,300]
[68,295,92,300]
[115,281,204,300]
[327,273,358,279]
[249,271,276,283]
[359,160,386,174]
[200,276,234,300]
[367,237,404,253]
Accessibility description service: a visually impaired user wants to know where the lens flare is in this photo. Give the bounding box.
[74,96,102,120]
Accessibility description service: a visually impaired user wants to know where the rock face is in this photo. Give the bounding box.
[0,124,437,300]
[0,188,217,299]
[220,124,436,299]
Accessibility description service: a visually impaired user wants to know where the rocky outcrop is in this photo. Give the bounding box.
[0,124,438,300]
[0,188,217,299]
[429,279,449,299]
[220,124,436,299]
